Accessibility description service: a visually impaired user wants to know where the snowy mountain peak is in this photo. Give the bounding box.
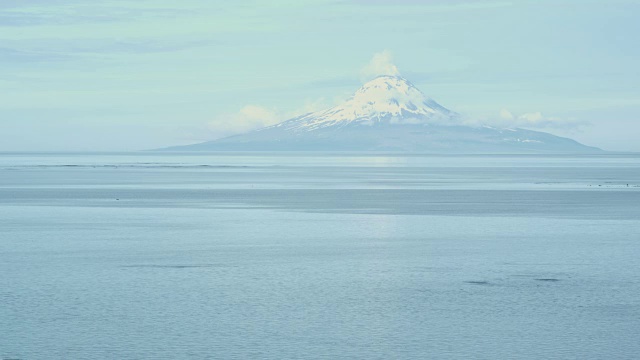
[350,75,453,118]
[353,75,422,102]
[276,75,458,132]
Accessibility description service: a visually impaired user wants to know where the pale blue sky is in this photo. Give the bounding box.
[1,0,639,151]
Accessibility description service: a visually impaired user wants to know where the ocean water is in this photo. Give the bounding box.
[1,152,639,359]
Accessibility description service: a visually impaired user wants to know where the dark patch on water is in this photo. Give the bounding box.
[535,278,560,282]
[465,281,490,285]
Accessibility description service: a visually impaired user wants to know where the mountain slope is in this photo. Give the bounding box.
[163,76,601,153]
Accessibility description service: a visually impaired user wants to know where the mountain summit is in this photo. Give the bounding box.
[164,75,600,153]
[286,75,458,130]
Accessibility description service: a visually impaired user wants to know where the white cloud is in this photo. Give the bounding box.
[499,108,514,120]
[206,99,330,139]
[360,50,401,81]
[474,108,587,130]
[519,111,545,123]
[207,105,281,138]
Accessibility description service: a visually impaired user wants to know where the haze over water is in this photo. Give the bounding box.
[1,152,639,359]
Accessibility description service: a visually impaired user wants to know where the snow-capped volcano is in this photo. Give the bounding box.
[277,76,457,131]
[162,75,600,153]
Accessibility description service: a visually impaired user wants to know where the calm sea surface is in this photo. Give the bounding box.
[1,152,639,359]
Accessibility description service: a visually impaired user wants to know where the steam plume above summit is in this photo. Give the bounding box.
[360,50,401,81]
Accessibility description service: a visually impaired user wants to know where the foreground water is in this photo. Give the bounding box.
[1,152,639,359]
